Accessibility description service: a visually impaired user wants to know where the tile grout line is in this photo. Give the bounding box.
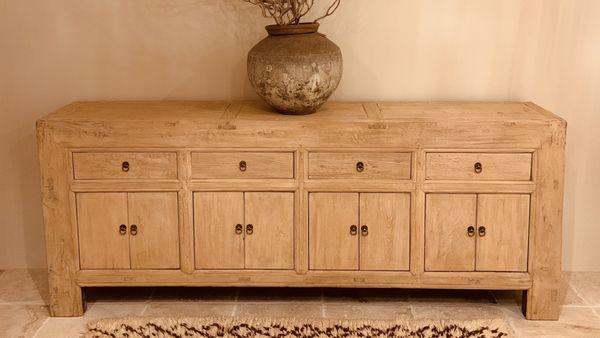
[320,289,326,318]
[32,316,50,338]
[568,279,594,308]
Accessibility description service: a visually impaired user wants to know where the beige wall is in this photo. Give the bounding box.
[1,0,598,270]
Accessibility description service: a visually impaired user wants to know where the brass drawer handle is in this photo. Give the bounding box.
[239,161,247,172]
[467,226,476,237]
[246,224,254,235]
[478,226,486,237]
[235,224,243,235]
[130,224,138,236]
[350,225,358,236]
[361,225,369,236]
[356,161,365,173]
[119,224,127,235]
[474,162,483,174]
[122,161,130,172]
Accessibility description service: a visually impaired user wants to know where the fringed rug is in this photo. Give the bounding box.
[85,316,513,337]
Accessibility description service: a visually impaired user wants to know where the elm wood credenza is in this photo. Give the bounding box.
[36,101,566,319]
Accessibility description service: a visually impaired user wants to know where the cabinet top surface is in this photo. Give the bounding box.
[40,101,565,125]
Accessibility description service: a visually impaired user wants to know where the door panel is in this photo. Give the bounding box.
[194,192,244,269]
[77,193,129,269]
[360,193,410,271]
[309,193,359,270]
[128,193,180,269]
[425,194,477,271]
[476,194,530,272]
[244,192,294,269]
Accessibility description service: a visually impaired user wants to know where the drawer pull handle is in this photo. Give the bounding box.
[361,225,369,236]
[235,224,243,235]
[121,161,130,172]
[350,225,358,236]
[119,224,127,235]
[246,224,254,235]
[130,224,138,236]
[239,161,247,172]
[467,226,476,237]
[474,162,483,174]
[356,161,365,172]
[478,226,486,237]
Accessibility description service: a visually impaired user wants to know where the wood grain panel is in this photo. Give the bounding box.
[191,152,294,179]
[309,193,359,270]
[308,152,411,180]
[426,153,532,181]
[76,193,130,269]
[244,193,294,270]
[194,192,244,269]
[128,193,180,270]
[359,193,410,271]
[476,194,530,272]
[73,152,178,180]
[425,194,477,272]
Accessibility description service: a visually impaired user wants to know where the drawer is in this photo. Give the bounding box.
[73,152,178,180]
[426,152,532,181]
[191,152,294,179]
[308,152,412,180]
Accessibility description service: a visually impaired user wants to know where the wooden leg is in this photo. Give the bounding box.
[48,276,85,317]
[522,284,561,320]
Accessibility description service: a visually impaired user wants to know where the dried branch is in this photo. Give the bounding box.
[242,0,341,25]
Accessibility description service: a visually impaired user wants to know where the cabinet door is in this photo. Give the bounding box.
[476,194,530,272]
[194,192,244,269]
[309,193,359,270]
[359,193,411,271]
[128,193,180,269]
[244,192,294,269]
[425,194,477,271]
[77,193,130,269]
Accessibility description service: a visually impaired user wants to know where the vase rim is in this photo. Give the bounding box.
[266,23,320,36]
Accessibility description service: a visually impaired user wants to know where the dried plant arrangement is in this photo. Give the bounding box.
[242,0,341,25]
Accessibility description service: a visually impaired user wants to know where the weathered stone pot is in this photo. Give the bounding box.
[247,23,343,115]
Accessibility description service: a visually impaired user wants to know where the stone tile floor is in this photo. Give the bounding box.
[0,269,599,337]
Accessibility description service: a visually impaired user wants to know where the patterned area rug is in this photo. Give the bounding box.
[85,316,513,337]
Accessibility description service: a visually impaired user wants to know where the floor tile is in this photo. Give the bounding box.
[407,289,496,304]
[323,288,409,303]
[235,302,324,319]
[0,269,48,304]
[34,302,146,338]
[502,304,600,337]
[150,287,238,302]
[566,272,600,306]
[238,287,322,302]
[324,303,412,320]
[412,304,505,320]
[0,304,48,337]
[143,302,235,317]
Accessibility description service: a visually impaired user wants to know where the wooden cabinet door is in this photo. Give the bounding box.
[194,192,244,269]
[77,193,130,269]
[359,193,410,271]
[244,192,294,269]
[128,193,180,269]
[425,194,477,272]
[476,194,530,272]
[309,193,359,270]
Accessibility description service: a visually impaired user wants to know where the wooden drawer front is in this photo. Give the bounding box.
[73,152,178,180]
[191,152,294,179]
[309,152,412,180]
[426,153,532,181]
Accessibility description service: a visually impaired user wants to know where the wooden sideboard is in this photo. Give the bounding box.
[36,101,566,319]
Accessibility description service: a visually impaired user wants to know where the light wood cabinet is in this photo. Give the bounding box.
[37,101,566,320]
[76,192,179,270]
[194,192,294,270]
[425,194,529,272]
[309,193,410,271]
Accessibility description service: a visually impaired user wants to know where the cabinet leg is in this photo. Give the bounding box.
[48,278,85,317]
[522,284,560,320]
